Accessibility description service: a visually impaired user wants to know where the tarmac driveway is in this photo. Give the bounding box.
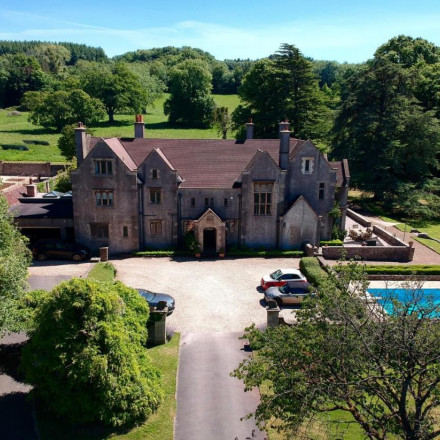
[113,256,300,333]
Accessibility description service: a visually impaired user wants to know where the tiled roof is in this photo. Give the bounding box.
[89,136,345,188]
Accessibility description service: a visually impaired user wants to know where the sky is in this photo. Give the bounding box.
[1,0,440,63]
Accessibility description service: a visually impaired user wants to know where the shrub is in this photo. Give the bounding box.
[320,239,344,247]
[21,279,163,427]
[299,257,329,287]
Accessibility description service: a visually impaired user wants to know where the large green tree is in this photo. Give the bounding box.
[164,59,215,127]
[332,51,440,205]
[233,261,440,440]
[23,88,105,131]
[21,279,163,427]
[80,62,147,122]
[232,44,326,140]
[0,195,32,337]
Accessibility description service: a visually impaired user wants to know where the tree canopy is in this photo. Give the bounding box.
[232,44,327,140]
[331,36,440,218]
[164,59,215,127]
[0,195,32,338]
[80,62,148,122]
[233,261,440,440]
[21,279,163,427]
[23,88,105,131]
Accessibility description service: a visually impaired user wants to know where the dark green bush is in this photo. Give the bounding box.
[299,257,329,287]
[21,279,163,427]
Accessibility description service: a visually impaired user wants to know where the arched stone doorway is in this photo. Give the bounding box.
[193,209,226,253]
[203,228,217,253]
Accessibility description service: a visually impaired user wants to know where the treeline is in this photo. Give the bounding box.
[0,40,107,64]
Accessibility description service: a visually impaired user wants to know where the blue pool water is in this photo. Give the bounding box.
[367,289,440,315]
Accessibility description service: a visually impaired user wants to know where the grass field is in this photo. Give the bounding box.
[0,94,241,163]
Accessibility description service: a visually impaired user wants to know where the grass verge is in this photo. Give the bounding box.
[87,262,116,282]
[36,333,180,440]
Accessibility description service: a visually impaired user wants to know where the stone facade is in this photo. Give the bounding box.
[72,117,350,255]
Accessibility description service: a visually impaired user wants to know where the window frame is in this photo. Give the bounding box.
[149,220,163,237]
[94,160,113,176]
[95,190,114,207]
[149,188,162,205]
[90,223,109,239]
[254,182,273,216]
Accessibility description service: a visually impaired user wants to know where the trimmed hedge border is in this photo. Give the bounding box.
[133,249,304,258]
[299,257,329,288]
[335,264,440,276]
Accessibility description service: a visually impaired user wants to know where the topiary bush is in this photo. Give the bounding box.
[21,278,163,427]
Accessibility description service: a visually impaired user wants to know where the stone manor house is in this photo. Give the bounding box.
[71,117,349,255]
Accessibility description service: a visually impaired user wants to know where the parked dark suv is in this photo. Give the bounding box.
[31,239,90,262]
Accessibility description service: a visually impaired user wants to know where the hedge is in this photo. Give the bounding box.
[320,240,344,247]
[362,265,440,275]
[134,249,304,258]
[299,257,329,287]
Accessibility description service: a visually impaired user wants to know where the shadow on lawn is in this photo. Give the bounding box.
[0,127,56,136]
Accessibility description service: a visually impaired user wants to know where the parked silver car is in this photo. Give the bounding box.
[264,284,314,307]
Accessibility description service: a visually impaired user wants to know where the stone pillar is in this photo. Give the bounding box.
[148,310,167,345]
[99,246,109,262]
[266,300,280,328]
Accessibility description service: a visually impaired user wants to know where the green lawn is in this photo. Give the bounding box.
[0,94,241,163]
[37,333,180,440]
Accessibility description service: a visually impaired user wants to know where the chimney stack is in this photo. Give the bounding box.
[26,184,36,197]
[75,122,88,166]
[279,128,291,170]
[134,114,145,138]
[279,120,290,137]
[245,118,254,140]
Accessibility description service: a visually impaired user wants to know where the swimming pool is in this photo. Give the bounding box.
[367,288,440,315]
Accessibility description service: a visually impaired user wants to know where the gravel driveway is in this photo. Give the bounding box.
[113,256,300,333]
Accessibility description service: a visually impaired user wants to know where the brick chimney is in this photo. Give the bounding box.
[245,118,254,140]
[75,122,88,166]
[134,114,145,138]
[279,128,291,170]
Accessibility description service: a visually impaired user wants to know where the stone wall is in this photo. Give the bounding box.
[373,225,406,246]
[0,161,65,177]
[346,208,372,227]
[322,245,415,262]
